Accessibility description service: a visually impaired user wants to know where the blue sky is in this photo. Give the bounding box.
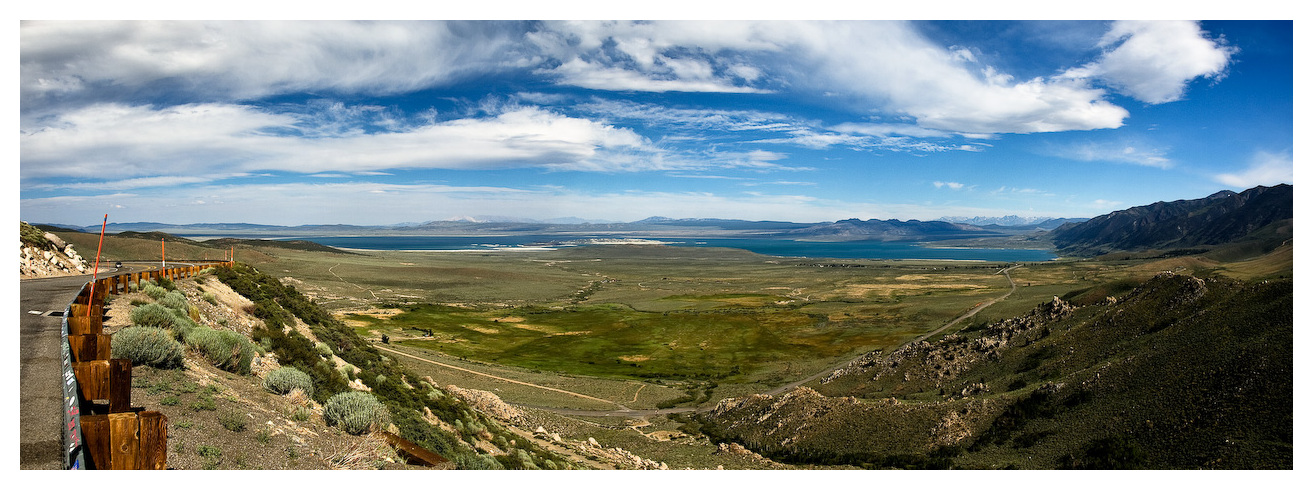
[17,18,1294,226]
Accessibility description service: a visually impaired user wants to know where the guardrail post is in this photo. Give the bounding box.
[68,334,112,362]
[79,415,110,470]
[138,412,167,470]
[73,359,132,413]
[65,272,170,469]
[67,306,102,335]
[107,413,139,470]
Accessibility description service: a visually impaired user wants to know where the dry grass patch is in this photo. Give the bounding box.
[460,324,501,335]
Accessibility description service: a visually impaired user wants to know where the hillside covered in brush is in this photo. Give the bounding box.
[1050,184,1292,257]
[693,271,1292,469]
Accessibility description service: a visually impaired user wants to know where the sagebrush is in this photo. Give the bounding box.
[323,391,390,435]
[111,326,184,368]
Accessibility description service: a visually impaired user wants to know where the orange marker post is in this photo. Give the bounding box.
[86,214,108,320]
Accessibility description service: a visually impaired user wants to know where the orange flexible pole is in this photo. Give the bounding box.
[86,214,107,320]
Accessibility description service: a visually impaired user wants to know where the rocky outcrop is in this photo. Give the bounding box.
[19,227,90,278]
[823,296,1076,390]
[443,385,525,424]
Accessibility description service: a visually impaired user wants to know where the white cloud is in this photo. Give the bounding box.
[1053,140,1173,168]
[21,20,1167,137]
[1214,151,1293,188]
[533,21,1131,134]
[20,102,680,182]
[1070,21,1236,104]
[27,174,242,191]
[21,21,517,105]
[934,181,966,190]
[1091,199,1125,210]
[543,58,768,93]
[577,99,798,133]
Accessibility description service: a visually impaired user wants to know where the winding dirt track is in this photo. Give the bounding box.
[386,265,1022,418]
[374,344,628,409]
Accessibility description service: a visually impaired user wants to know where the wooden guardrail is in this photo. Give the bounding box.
[62,261,233,469]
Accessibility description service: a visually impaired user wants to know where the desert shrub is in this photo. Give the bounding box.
[203,292,218,305]
[191,394,217,411]
[323,391,390,435]
[219,408,248,432]
[185,328,255,374]
[111,326,184,368]
[315,342,334,357]
[131,303,180,329]
[170,313,202,338]
[159,291,189,311]
[263,366,315,398]
[338,364,358,381]
[142,284,168,300]
[19,222,52,248]
[451,451,505,470]
[158,276,176,291]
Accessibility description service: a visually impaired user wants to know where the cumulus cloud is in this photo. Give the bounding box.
[531,21,1131,135]
[20,102,674,183]
[1066,21,1236,104]
[528,20,783,94]
[1214,151,1293,188]
[21,20,518,108]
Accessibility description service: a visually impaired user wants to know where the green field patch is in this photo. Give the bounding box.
[381,302,896,381]
[651,293,795,311]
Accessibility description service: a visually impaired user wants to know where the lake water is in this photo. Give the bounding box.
[277,235,1057,262]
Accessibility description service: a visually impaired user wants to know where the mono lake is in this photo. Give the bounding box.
[269,235,1058,262]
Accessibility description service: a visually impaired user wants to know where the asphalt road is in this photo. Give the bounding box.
[18,272,95,469]
[17,264,150,470]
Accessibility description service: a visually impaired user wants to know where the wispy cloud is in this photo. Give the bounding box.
[934,181,966,190]
[20,182,881,225]
[1214,150,1293,188]
[991,186,1056,198]
[540,58,769,94]
[1091,199,1125,210]
[1049,140,1173,168]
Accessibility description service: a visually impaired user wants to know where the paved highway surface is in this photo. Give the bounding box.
[17,264,149,469]
[19,272,97,469]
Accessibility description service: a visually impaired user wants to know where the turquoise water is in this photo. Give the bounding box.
[279,235,1056,262]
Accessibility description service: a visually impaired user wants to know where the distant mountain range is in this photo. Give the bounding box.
[41,217,1016,242]
[939,215,1085,229]
[1050,184,1293,256]
[779,218,998,241]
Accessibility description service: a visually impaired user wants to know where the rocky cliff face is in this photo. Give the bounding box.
[19,223,90,278]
